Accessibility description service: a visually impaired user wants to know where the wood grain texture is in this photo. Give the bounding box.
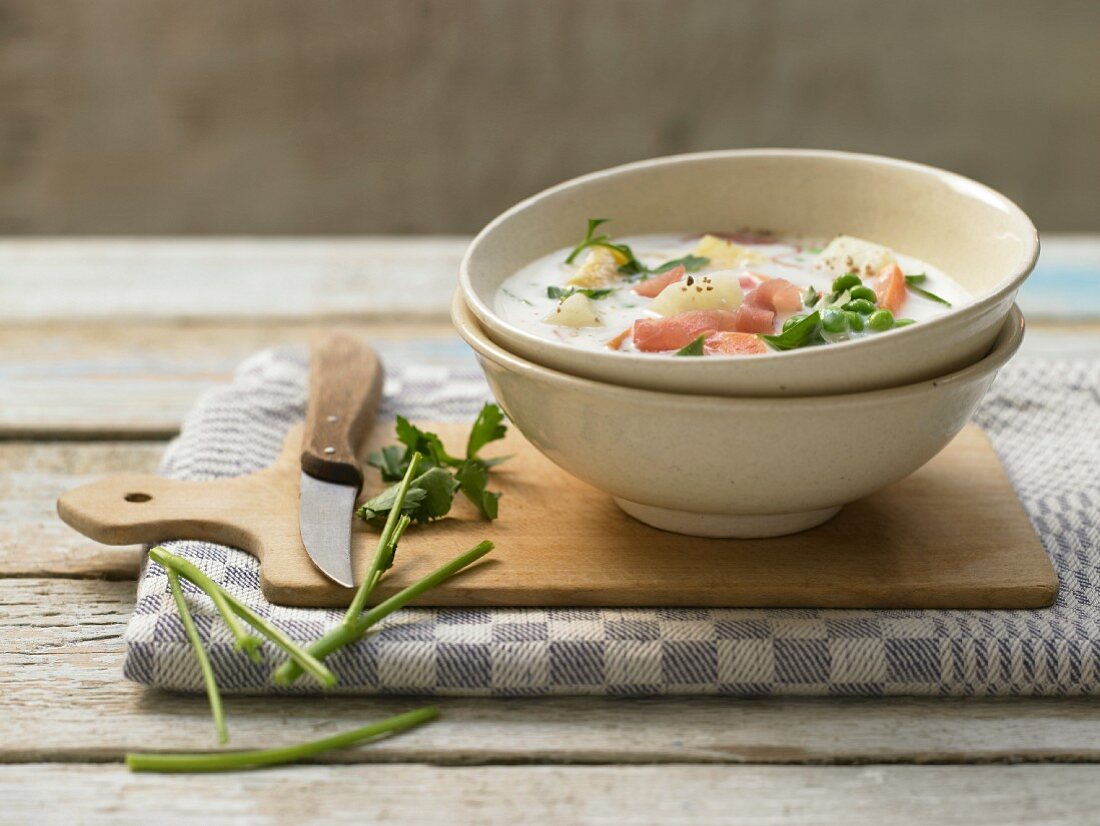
[2,237,1099,816]
[0,441,159,578]
[299,332,383,487]
[57,422,1055,608]
[0,238,466,323]
[0,320,472,438]
[2,322,1098,439]
[5,763,1100,826]
[7,579,1100,765]
[0,236,1093,324]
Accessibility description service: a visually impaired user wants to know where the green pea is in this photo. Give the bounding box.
[843,298,876,315]
[895,318,917,327]
[831,273,863,293]
[783,314,807,332]
[845,311,865,332]
[868,309,895,331]
[849,286,878,302]
[821,308,847,333]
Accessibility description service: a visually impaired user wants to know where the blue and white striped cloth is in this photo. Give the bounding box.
[124,348,1100,696]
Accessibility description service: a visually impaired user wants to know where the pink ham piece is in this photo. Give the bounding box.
[632,276,804,350]
[727,276,803,334]
[730,303,775,334]
[632,265,685,298]
[746,277,802,314]
[632,309,740,352]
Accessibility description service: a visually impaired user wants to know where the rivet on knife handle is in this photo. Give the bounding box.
[300,332,384,489]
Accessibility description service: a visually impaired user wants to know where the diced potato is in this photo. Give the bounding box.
[648,270,743,317]
[543,292,603,327]
[568,247,621,287]
[814,235,897,279]
[692,234,762,268]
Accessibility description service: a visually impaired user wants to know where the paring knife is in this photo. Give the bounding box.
[299,332,384,587]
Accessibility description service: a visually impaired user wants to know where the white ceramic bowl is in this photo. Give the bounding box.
[453,292,1025,538]
[460,149,1037,397]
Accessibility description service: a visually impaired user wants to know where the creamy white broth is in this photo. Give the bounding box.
[494,231,970,355]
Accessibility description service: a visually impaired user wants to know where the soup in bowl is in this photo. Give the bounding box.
[460,150,1038,396]
[453,291,1026,538]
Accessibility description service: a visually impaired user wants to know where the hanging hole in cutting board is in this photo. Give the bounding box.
[124,492,152,503]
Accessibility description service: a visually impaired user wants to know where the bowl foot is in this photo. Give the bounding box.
[614,499,842,539]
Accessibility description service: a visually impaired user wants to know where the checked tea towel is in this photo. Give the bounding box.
[125,348,1100,696]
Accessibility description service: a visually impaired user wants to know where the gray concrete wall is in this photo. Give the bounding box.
[0,0,1096,234]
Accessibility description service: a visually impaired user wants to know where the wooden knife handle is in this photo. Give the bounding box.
[299,332,384,489]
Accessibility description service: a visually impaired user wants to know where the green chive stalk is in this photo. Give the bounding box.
[344,453,423,623]
[274,540,493,686]
[199,570,262,664]
[126,706,438,773]
[149,546,336,688]
[166,569,228,745]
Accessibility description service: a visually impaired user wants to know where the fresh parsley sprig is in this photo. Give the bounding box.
[362,404,508,525]
[905,274,952,306]
[564,218,642,273]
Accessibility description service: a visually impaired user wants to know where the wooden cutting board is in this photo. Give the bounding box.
[57,422,1057,609]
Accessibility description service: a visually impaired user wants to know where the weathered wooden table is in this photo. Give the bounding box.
[3,237,1099,825]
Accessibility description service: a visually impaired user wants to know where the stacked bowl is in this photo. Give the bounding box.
[454,150,1039,538]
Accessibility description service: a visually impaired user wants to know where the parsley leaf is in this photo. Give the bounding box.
[396,416,460,468]
[760,311,823,351]
[366,444,407,482]
[904,274,952,306]
[455,459,500,520]
[466,403,508,459]
[651,254,709,275]
[547,286,615,301]
[563,217,644,274]
[357,466,458,526]
[675,334,706,356]
[565,219,716,285]
[565,218,612,264]
[361,404,509,524]
[358,484,428,524]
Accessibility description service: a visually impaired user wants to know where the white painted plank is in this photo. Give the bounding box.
[0,322,474,437]
[0,441,157,577]
[0,321,1097,438]
[0,234,1095,323]
[6,578,1100,764]
[0,237,467,322]
[2,763,1099,826]
[1020,234,1100,319]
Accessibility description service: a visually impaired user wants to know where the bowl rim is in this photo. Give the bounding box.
[452,289,1026,411]
[458,148,1040,368]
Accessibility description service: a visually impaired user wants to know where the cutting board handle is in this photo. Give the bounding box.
[56,472,264,556]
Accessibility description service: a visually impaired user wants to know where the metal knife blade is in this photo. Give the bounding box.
[299,472,358,587]
[298,332,384,587]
